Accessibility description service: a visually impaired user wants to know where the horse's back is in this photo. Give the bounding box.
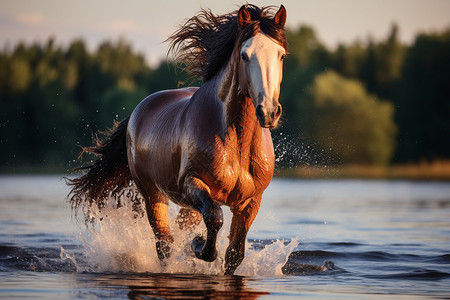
[127,87,198,192]
[128,87,198,135]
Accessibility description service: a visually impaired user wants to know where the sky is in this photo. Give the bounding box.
[1,0,449,66]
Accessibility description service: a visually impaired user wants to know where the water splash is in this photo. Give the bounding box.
[73,193,298,276]
[236,239,298,276]
[274,132,332,169]
[59,245,80,272]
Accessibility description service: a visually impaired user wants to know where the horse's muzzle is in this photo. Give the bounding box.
[256,103,282,129]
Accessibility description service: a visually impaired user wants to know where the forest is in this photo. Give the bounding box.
[0,24,449,173]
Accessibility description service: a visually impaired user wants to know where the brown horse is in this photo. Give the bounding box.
[67,4,288,275]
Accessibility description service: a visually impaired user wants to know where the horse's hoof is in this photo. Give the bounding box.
[224,268,234,275]
[191,235,217,262]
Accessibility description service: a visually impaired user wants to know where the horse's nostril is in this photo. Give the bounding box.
[256,105,265,118]
[275,104,282,118]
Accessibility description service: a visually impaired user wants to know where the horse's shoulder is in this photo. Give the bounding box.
[183,85,227,135]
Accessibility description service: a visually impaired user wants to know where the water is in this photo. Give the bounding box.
[1,175,449,299]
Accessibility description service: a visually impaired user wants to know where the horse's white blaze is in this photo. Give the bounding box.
[241,33,285,110]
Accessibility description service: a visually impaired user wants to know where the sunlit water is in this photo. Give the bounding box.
[1,175,449,299]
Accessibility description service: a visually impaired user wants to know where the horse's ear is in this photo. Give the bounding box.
[274,5,287,28]
[237,5,251,28]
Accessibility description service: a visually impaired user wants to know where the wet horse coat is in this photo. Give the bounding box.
[67,4,288,275]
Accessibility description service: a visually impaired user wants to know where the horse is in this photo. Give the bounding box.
[67,4,288,275]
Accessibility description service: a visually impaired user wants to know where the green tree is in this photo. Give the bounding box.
[304,71,397,165]
[332,41,366,79]
[285,25,330,70]
[95,39,150,91]
[362,24,406,98]
[280,26,331,136]
[8,57,32,92]
[98,87,147,126]
[395,28,450,162]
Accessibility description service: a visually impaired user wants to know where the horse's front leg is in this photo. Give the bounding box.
[225,196,261,275]
[183,176,223,262]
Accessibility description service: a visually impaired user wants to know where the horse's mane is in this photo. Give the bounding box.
[167,4,288,82]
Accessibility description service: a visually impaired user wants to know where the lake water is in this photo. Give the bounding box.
[0,175,449,299]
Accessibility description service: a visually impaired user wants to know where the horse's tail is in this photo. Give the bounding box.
[66,117,132,213]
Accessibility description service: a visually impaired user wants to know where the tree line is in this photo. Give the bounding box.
[0,24,449,172]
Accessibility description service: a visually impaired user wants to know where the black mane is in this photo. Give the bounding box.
[167,4,288,82]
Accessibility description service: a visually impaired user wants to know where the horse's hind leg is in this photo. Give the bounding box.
[136,180,173,260]
[183,176,223,262]
[146,199,173,260]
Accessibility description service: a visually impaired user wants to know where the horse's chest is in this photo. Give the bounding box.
[240,151,274,192]
[213,147,274,205]
[194,128,275,205]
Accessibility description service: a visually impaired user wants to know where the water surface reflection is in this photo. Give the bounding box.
[75,273,270,299]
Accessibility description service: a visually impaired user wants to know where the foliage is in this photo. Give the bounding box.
[0,38,186,171]
[394,29,450,162]
[305,71,397,165]
[0,24,449,171]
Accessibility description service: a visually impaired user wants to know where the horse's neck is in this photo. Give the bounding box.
[215,61,262,153]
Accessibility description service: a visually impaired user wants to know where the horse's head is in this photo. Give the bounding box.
[237,5,287,129]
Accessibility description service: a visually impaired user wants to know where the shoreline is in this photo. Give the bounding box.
[276,161,450,181]
[2,161,450,181]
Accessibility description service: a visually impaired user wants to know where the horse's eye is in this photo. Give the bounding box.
[241,53,249,62]
[280,54,287,61]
